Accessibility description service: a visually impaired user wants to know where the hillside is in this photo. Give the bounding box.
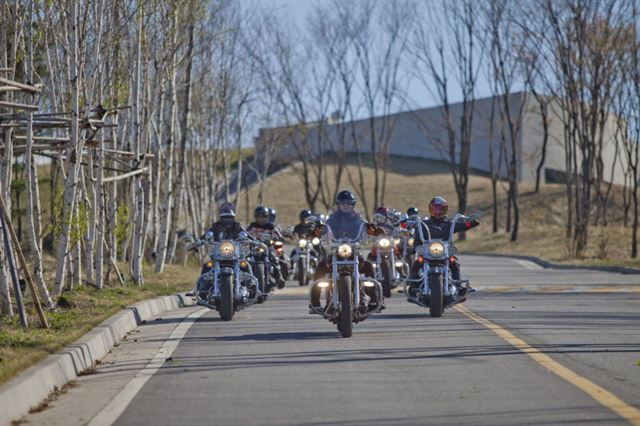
[242,156,639,269]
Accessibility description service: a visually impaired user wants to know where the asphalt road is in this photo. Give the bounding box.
[23,255,640,426]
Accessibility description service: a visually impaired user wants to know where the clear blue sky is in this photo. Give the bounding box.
[249,0,498,113]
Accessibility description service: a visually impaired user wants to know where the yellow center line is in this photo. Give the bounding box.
[455,304,640,426]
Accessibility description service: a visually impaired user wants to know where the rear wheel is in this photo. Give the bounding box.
[381,259,392,298]
[219,274,234,321]
[338,275,353,338]
[298,257,307,287]
[429,273,443,317]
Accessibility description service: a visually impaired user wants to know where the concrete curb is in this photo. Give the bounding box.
[460,252,640,275]
[0,292,196,426]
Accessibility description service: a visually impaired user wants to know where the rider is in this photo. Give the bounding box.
[247,206,286,288]
[309,190,382,309]
[409,196,479,283]
[293,209,315,238]
[371,206,395,235]
[202,202,248,242]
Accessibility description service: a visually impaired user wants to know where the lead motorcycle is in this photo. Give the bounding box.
[404,213,477,317]
[309,223,384,338]
[185,231,264,321]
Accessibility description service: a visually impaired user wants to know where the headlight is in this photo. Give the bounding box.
[337,244,353,258]
[257,246,265,254]
[408,238,414,246]
[312,237,320,245]
[378,238,391,249]
[298,239,308,248]
[393,239,400,245]
[218,241,235,256]
[428,242,445,257]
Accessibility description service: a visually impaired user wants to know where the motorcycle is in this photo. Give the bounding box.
[369,233,407,298]
[291,236,320,286]
[184,231,264,321]
[404,213,476,317]
[309,223,384,338]
[249,231,280,300]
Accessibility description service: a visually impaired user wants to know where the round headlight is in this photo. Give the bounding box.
[312,237,320,245]
[408,238,415,246]
[219,241,235,256]
[298,239,308,248]
[378,238,391,249]
[428,242,445,257]
[257,246,265,254]
[393,238,400,245]
[337,244,353,258]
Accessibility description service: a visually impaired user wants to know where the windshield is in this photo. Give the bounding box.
[323,212,367,242]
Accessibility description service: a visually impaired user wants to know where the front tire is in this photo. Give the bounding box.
[298,257,307,287]
[381,259,392,298]
[429,273,443,317]
[338,275,353,338]
[219,274,235,321]
[254,263,266,303]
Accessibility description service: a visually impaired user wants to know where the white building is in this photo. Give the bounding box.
[255,92,627,185]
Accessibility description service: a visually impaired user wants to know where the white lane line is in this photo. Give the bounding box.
[88,308,208,426]
[515,259,543,270]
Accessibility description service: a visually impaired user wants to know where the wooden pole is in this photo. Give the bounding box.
[0,194,48,328]
[0,76,41,93]
[0,213,27,327]
[0,100,38,111]
[102,167,148,183]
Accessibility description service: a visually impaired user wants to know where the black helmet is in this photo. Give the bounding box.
[406,206,419,217]
[219,201,236,218]
[336,190,356,206]
[299,209,312,222]
[254,205,269,219]
[268,208,277,222]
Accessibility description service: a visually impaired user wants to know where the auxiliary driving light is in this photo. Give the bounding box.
[317,281,330,288]
[408,238,414,246]
[363,281,375,287]
[428,242,445,257]
[312,237,320,245]
[218,241,235,256]
[337,244,353,258]
[395,261,404,268]
[378,238,391,249]
[298,239,308,248]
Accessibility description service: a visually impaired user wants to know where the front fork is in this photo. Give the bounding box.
[212,261,242,299]
[331,256,360,310]
[420,260,452,295]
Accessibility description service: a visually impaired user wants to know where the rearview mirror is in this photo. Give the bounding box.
[469,210,484,221]
[181,234,195,244]
[204,231,214,241]
[239,231,248,240]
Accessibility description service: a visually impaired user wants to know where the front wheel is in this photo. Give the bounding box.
[298,257,308,287]
[219,274,235,321]
[381,259,392,298]
[429,273,443,317]
[338,275,353,338]
[254,263,266,303]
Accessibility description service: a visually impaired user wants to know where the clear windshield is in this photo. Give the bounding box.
[323,212,367,242]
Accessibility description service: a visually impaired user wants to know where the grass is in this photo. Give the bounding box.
[0,260,198,386]
[241,155,640,269]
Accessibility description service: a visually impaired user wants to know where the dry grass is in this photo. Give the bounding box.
[0,260,198,386]
[243,156,640,269]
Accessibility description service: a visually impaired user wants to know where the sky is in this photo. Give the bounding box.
[250,0,499,113]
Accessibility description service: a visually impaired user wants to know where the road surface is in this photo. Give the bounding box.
[22,255,640,426]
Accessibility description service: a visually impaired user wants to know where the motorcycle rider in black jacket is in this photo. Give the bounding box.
[247,205,286,288]
[409,196,479,283]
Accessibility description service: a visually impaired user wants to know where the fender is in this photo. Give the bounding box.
[219,266,234,276]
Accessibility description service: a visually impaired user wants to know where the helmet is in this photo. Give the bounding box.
[268,208,277,223]
[428,196,448,219]
[219,201,236,218]
[299,209,312,222]
[254,205,269,219]
[406,206,419,217]
[336,190,356,206]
